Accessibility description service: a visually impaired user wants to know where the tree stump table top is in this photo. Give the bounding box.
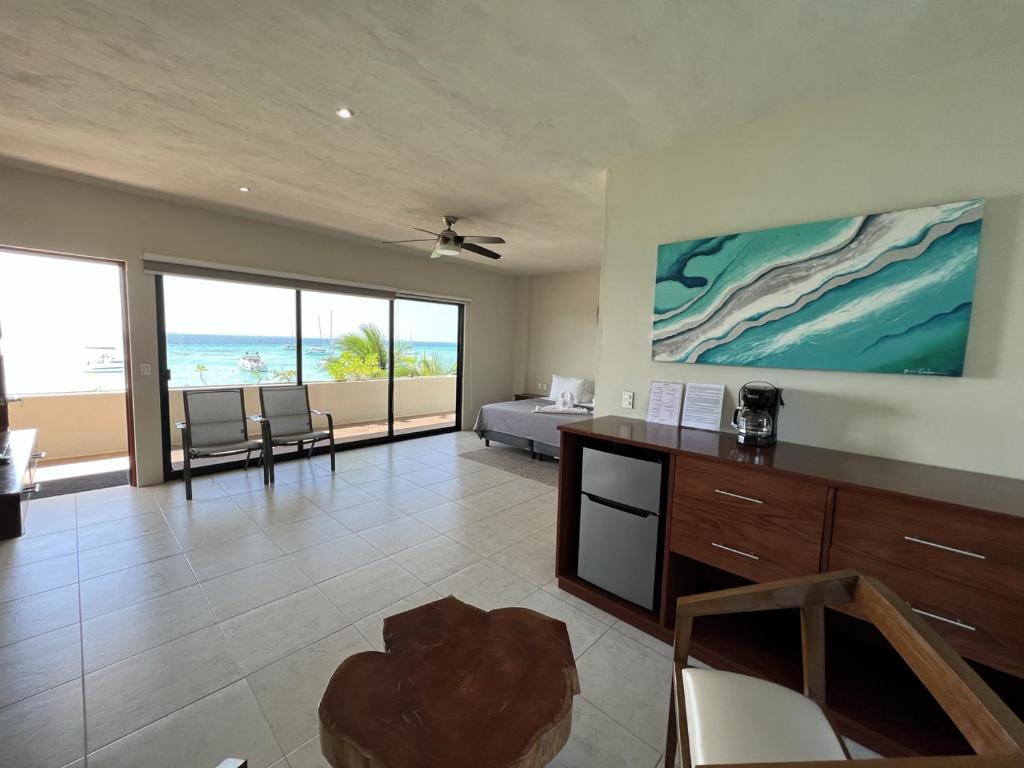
[319,596,580,768]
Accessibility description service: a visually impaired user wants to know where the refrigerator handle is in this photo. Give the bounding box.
[582,492,655,519]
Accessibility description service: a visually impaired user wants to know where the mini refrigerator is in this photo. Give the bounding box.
[577,446,665,610]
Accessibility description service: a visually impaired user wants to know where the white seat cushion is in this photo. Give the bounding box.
[682,668,848,766]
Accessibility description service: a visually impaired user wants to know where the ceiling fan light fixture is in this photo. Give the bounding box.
[435,244,461,257]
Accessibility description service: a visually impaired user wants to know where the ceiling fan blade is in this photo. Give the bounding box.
[462,242,503,260]
[380,238,436,244]
[461,236,506,244]
[413,228,440,237]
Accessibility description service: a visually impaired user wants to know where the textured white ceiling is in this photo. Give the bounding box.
[1,1,1021,274]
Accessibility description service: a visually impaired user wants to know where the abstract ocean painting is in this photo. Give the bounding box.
[652,200,983,376]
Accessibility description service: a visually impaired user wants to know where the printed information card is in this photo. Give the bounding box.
[646,380,685,426]
[681,383,726,431]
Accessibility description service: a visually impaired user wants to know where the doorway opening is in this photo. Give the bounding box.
[0,247,135,496]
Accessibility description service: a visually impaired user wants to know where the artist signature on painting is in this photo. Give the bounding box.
[903,368,939,375]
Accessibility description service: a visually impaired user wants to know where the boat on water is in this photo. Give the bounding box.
[308,346,328,354]
[238,352,268,371]
[283,343,296,350]
[84,347,125,373]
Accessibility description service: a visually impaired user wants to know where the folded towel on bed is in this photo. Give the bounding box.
[533,391,590,414]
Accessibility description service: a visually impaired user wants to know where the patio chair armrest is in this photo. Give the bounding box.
[311,409,334,429]
[175,421,187,431]
[675,570,860,620]
[248,415,266,423]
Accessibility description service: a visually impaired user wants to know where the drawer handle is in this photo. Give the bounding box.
[911,606,977,632]
[711,542,760,560]
[904,535,986,560]
[714,489,764,505]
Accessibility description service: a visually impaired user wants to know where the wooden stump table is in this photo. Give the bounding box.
[319,596,580,768]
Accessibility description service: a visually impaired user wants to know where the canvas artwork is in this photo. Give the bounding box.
[652,200,983,376]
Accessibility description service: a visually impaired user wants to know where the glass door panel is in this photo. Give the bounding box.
[393,298,460,435]
[300,291,391,444]
[161,276,296,472]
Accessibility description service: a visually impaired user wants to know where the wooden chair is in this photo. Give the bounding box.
[665,570,1024,768]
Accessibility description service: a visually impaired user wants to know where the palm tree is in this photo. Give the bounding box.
[195,364,208,386]
[414,352,457,377]
[332,324,414,376]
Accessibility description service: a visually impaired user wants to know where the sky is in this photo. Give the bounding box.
[162,276,459,343]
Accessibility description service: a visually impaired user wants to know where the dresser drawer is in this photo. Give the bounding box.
[671,500,823,583]
[830,549,1024,677]
[674,456,829,544]
[831,489,1024,599]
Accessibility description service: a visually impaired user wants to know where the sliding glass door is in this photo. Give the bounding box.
[300,290,391,444]
[393,298,461,435]
[156,275,463,479]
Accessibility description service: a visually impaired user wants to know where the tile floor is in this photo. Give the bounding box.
[1,431,875,768]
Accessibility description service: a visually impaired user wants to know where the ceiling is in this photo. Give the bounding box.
[1,1,1021,274]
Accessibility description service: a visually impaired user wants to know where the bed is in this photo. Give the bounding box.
[472,397,592,459]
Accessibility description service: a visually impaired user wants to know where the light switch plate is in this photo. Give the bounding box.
[621,390,634,409]
[139,363,152,376]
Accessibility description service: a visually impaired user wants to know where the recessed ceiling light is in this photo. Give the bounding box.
[335,107,354,120]
[239,186,250,192]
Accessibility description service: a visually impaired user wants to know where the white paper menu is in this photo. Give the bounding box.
[646,380,685,426]
[681,383,726,431]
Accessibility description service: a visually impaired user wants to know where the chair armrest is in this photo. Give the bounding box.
[311,409,334,430]
[248,415,266,423]
[310,409,322,415]
[175,421,187,431]
[675,570,859,620]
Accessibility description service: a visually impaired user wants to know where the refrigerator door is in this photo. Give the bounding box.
[577,494,660,610]
[581,447,662,514]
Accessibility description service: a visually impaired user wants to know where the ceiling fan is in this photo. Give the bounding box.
[381,216,505,260]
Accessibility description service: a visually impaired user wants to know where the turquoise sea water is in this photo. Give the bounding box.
[166,333,457,388]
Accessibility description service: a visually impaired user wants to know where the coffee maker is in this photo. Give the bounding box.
[731,382,784,447]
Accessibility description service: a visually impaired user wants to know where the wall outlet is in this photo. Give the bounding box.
[139,363,152,376]
[621,390,634,409]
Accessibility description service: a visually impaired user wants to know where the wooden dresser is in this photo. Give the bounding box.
[0,429,39,539]
[555,416,1024,756]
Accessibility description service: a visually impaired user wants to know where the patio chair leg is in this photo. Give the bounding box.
[329,436,336,472]
[262,449,269,485]
[243,450,251,471]
[307,440,315,460]
[296,440,303,457]
[485,438,490,447]
[183,453,193,501]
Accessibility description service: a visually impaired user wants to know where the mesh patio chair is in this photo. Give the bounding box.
[255,385,335,483]
[176,388,264,501]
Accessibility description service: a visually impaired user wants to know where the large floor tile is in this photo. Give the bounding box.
[390,535,481,584]
[245,497,325,529]
[184,530,285,580]
[327,499,404,531]
[575,629,672,750]
[0,529,77,569]
[220,587,349,673]
[260,515,347,554]
[446,514,531,556]
[353,587,441,651]
[335,466,390,486]
[87,680,283,768]
[400,466,455,487]
[77,529,182,580]
[287,534,381,583]
[213,468,277,496]
[232,484,307,512]
[611,619,674,660]
[490,533,556,587]
[357,476,421,499]
[550,696,660,768]
[152,477,225,506]
[0,623,82,708]
[20,498,77,538]
[203,556,312,620]
[285,737,330,768]
[318,558,425,621]
[76,511,171,552]
[0,584,79,646]
[79,554,196,619]
[163,503,261,550]
[307,484,376,513]
[357,516,436,554]
[434,559,534,612]
[248,626,370,753]
[82,584,216,672]
[84,624,243,751]
[0,680,85,768]
[542,580,618,624]
[518,589,609,659]
[0,552,78,603]
[411,499,493,532]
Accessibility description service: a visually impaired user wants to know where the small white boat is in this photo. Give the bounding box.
[308,346,328,355]
[238,352,268,371]
[85,347,125,372]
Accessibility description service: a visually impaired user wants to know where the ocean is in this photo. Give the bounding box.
[166,333,458,388]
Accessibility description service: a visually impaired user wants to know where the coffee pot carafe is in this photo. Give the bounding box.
[731,382,784,447]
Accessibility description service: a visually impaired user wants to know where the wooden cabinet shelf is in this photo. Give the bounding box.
[555,416,1024,757]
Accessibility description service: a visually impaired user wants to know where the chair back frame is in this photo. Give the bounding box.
[182,387,249,451]
[258,384,314,439]
[666,570,1024,768]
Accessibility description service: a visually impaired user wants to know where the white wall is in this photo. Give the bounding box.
[599,42,1024,478]
[523,268,600,395]
[0,165,526,484]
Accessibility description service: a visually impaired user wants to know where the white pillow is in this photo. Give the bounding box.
[549,374,585,402]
